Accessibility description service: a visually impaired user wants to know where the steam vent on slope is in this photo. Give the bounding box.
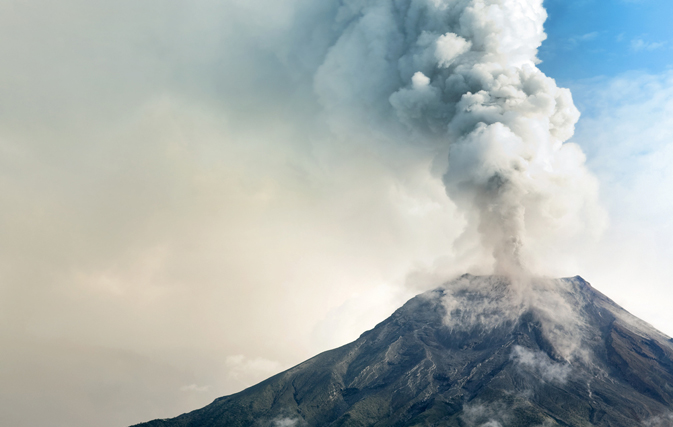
[133,275,673,427]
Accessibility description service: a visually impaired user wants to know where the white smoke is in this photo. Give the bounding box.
[305,0,604,275]
[643,413,673,427]
[511,346,571,384]
[461,401,511,427]
[272,417,301,427]
[461,399,559,426]
[440,275,592,361]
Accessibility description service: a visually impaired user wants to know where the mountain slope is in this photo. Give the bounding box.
[132,275,673,427]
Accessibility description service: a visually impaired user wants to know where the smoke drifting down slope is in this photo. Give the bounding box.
[306,0,604,274]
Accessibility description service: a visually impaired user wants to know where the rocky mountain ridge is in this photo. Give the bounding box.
[132,275,673,426]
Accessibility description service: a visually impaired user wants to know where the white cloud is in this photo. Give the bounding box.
[571,70,673,337]
[180,384,211,393]
[630,38,666,51]
[224,355,284,388]
[569,31,599,45]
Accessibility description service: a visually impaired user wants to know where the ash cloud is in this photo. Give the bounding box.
[302,0,605,275]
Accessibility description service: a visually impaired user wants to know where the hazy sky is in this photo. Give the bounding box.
[1,1,672,426]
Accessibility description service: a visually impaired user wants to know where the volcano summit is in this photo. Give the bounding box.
[133,275,673,427]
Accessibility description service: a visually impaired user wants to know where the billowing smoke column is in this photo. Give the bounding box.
[310,0,601,275]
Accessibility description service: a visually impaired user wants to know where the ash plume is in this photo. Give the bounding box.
[301,0,604,275]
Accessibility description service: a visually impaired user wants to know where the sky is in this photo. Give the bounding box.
[540,0,673,80]
[0,1,672,426]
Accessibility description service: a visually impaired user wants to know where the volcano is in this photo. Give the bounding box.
[132,275,673,427]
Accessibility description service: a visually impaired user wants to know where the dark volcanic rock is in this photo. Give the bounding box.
[132,275,673,427]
